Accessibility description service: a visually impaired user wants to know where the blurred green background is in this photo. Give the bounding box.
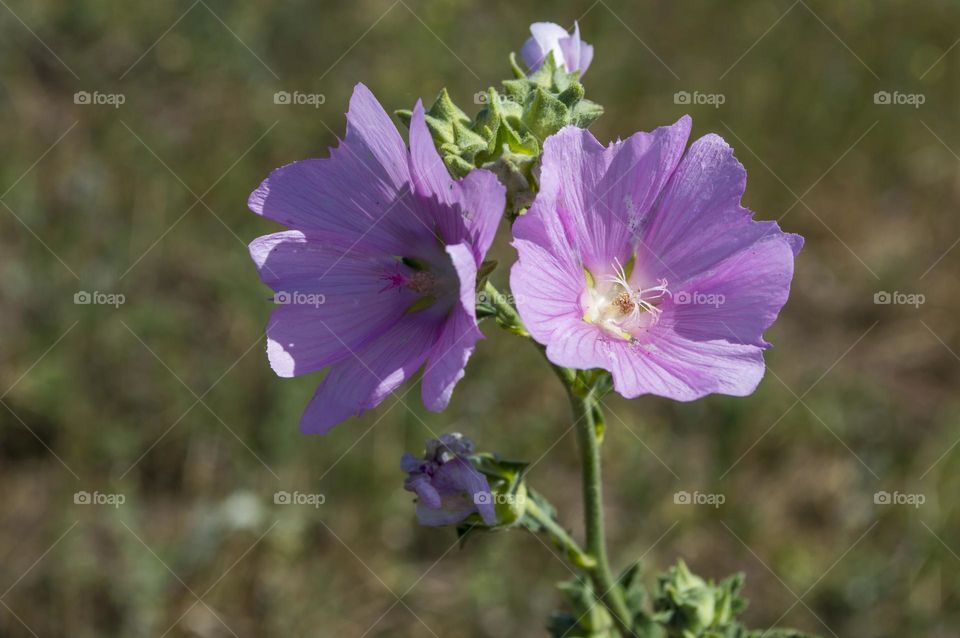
[1,0,958,636]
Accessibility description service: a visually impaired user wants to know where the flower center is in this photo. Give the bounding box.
[581,257,669,341]
[380,259,441,296]
[406,271,437,295]
[379,254,457,314]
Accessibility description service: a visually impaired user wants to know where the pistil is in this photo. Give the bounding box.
[582,257,670,341]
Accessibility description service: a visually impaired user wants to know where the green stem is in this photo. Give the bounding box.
[569,386,633,635]
[523,497,595,569]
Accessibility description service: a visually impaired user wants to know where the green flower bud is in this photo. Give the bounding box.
[492,480,527,526]
[396,52,603,219]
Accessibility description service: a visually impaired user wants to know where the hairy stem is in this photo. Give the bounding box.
[569,385,634,635]
[523,497,595,569]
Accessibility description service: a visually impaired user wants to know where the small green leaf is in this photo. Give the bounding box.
[522,86,570,141]
[508,51,526,79]
[476,259,498,291]
[570,98,605,128]
[557,81,585,107]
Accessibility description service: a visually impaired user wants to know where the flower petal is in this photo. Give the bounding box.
[530,119,691,276]
[248,83,426,254]
[511,212,585,347]
[407,100,506,260]
[421,243,484,412]
[406,474,442,509]
[558,22,593,75]
[250,231,416,376]
[638,133,802,285]
[542,319,610,372]
[662,234,799,348]
[298,313,443,434]
[606,334,766,401]
[416,458,496,526]
[520,22,570,71]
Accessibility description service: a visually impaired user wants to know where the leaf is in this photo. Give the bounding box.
[522,86,570,141]
[570,99,605,128]
[476,259,498,292]
[552,577,617,636]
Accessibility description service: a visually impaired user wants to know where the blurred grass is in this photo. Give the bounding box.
[1,0,959,636]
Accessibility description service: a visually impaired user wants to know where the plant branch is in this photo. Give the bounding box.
[568,384,634,635]
[523,496,595,569]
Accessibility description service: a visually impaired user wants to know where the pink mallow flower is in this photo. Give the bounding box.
[510,118,802,400]
[520,21,594,76]
[248,84,505,433]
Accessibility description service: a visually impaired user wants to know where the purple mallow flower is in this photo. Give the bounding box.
[248,84,506,433]
[510,119,802,401]
[401,433,497,526]
[520,21,594,76]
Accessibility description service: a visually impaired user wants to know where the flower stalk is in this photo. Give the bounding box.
[569,383,634,635]
[522,496,595,569]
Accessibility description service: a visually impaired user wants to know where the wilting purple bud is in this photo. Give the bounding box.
[520,21,594,76]
[402,433,497,527]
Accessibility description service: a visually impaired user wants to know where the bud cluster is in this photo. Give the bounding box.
[397,53,603,218]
